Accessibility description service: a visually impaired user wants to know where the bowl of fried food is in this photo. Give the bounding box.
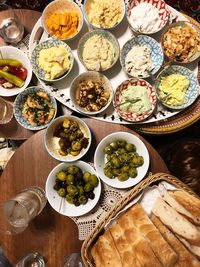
[42,0,83,41]
[31,39,74,83]
[161,21,200,63]
[13,86,57,130]
[70,71,113,115]
[83,0,125,30]
[45,115,92,162]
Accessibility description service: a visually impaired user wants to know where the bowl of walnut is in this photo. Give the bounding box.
[70,71,113,115]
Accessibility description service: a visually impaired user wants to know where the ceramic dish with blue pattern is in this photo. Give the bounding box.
[30,39,74,83]
[120,35,164,79]
[14,86,57,130]
[155,65,199,110]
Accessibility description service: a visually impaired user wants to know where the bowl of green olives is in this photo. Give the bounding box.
[45,161,101,217]
[45,115,92,162]
[94,132,150,189]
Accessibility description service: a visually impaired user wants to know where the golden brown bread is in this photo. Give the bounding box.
[91,229,123,267]
[151,215,200,267]
[128,204,178,267]
[110,210,163,267]
[176,235,200,259]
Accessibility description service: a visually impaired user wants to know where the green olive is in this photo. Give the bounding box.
[84,183,94,192]
[89,174,99,187]
[58,188,66,197]
[120,153,130,163]
[118,173,129,181]
[132,156,140,166]
[66,174,74,185]
[129,167,137,178]
[56,171,67,181]
[138,156,144,166]
[117,148,126,155]
[70,150,80,156]
[65,194,74,204]
[78,195,88,205]
[117,139,127,148]
[104,167,114,178]
[125,143,136,152]
[71,141,82,151]
[67,185,78,196]
[83,171,91,183]
[77,186,84,195]
[112,168,121,176]
[104,145,113,155]
[111,157,121,168]
[109,141,118,151]
[121,165,129,173]
[67,165,79,174]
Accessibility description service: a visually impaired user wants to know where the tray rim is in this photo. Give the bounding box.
[81,172,199,267]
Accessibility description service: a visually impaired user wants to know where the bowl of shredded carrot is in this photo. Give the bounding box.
[42,0,84,41]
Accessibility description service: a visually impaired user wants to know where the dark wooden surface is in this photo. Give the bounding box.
[0,118,169,266]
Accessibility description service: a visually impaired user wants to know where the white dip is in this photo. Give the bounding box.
[125,45,153,77]
[129,2,162,33]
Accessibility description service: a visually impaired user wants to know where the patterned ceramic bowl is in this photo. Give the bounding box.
[70,71,113,115]
[77,29,120,72]
[30,39,74,83]
[13,86,57,131]
[42,0,83,41]
[126,0,169,34]
[113,78,157,122]
[83,0,125,30]
[120,35,164,78]
[155,65,199,110]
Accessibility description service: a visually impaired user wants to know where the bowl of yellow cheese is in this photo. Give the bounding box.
[30,39,74,83]
[155,65,199,110]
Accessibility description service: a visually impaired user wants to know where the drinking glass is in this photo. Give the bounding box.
[0,97,13,124]
[15,252,45,267]
[0,186,47,235]
[63,253,84,267]
[0,4,24,44]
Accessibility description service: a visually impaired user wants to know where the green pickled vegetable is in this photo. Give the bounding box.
[0,70,24,87]
[0,58,22,67]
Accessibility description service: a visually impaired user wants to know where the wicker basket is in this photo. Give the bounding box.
[81,172,199,267]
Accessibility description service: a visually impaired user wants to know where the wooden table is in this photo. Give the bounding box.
[0,118,169,266]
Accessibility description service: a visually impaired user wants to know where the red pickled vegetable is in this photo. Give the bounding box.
[7,65,28,81]
[0,77,7,84]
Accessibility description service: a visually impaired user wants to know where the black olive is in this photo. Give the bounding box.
[53,184,61,191]
[60,181,67,188]
[87,191,95,200]
[55,178,62,186]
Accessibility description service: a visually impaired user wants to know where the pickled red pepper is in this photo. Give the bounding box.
[0,70,24,87]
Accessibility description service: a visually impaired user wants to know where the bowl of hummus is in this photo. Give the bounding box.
[113,78,157,122]
[31,39,74,83]
[155,65,199,110]
[77,30,120,72]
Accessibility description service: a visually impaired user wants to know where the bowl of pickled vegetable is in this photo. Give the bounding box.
[94,132,150,189]
[45,115,92,162]
[45,161,101,216]
[0,46,32,97]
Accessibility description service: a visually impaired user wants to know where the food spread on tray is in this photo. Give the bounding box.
[53,118,89,156]
[76,79,110,112]
[0,58,27,89]
[91,189,200,266]
[53,164,99,206]
[82,34,115,71]
[158,74,190,106]
[46,10,79,39]
[38,45,71,80]
[103,138,144,181]
[128,2,162,33]
[163,23,200,62]
[22,90,55,126]
[125,45,154,77]
[120,85,152,114]
[86,0,124,28]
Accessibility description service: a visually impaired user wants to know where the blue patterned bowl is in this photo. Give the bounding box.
[120,35,164,78]
[14,86,57,131]
[155,65,199,110]
[30,39,74,83]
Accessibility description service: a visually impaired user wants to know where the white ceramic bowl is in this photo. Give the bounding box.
[45,115,92,162]
[45,161,101,217]
[0,46,32,97]
[42,0,84,41]
[94,132,150,189]
[70,71,113,115]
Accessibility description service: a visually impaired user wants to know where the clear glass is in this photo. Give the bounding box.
[63,253,84,267]
[0,97,13,124]
[0,4,24,44]
[0,186,47,235]
[15,252,45,267]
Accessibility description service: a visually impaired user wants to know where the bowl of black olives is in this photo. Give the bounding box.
[45,161,101,216]
[94,132,150,189]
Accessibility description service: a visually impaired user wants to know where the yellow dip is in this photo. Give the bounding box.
[38,45,71,80]
[159,74,190,106]
[121,85,151,114]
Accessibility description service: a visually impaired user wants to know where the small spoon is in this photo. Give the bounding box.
[95,62,101,71]
[114,98,140,108]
